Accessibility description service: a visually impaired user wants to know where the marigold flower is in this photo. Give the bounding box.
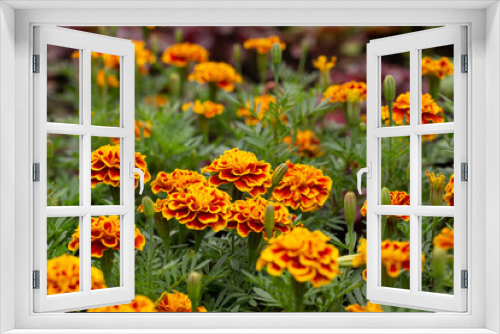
[257,227,341,288]
[135,120,151,140]
[161,42,208,67]
[237,95,281,126]
[283,129,323,158]
[132,40,156,74]
[272,161,332,212]
[243,35,286,54]
[433,227,454,250]
[202,148,272,197]
[381,239,425,278]
[444,174,454,206]
[381,92,444,126]
[422,56,454,79]
[227,196,294,238]
[68,216,146,258]
[90,144,151,189]
[47,254,106,295]
[162,183,231,232]
[188,62,242,92]
[360,190,410,221]
[345,302,383,313]
[97,70,120,88]
[87,295,156,312]
[145,94,168,107]
[156,290,207,312]
[182,100,225,119]
[322,81,367,103]
[150,169,207,195]
[137,198,167,214]
[352,238,367,268]
[313,55,337,72]
[426,170,446,206]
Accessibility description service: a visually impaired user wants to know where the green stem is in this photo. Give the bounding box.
[194,230,204,253]
[155,215,170,266]
[381,215,387,240]
[208,82,218,102]
[348,221,355,255]
[257,53,268,84]
[198,114,209,145]
[291,277,306,312]
[147,214,155,292]
[101,249,115,287]
[386,216,398,240]
[428,75,441,102]
[247,232,261,271]
[431,216,439,242]
[110,186,120,205]
[178,66,187,99]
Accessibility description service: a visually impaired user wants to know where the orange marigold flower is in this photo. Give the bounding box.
[422,56,454,79]
[135,120,152,140]
[243,35,286,54]
[257,227,341,288]
[97,70,119,88]
[272,161,332,212]
[237,95,281,126]
[90,144,151,189]
[132,40,156,74]
[161,42,208,67]
[47,254,106,295]
[68,216,146,258]
[360,190,410,221]
[313,55,337,72]
[352,238,367,268]
[150,169,207,195]
[145,94,168,107]
[433,227,454,250]
[188,62,242,92]
[202,148,272,197]
[283,129,323,158]
[381,92,444,126]
[444,174,454,206]
[162,183,231,232]
[227,196,293,238]
[381,239,425,278]
[137,198,167,213]
[182,100,225,119]
[156,290,207,312]
[322,81,367,103]
[87,295,156,312]
[345,302,383,313]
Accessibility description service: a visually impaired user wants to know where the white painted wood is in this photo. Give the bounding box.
[366,26,467,312]
[33,26,135,313]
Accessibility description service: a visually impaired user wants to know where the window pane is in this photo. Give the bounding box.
[421,216,454,295]
[91,52,121,127]
[380,52,410,127]
[91,137,121,205]
[90,216,121,289]
[381,136,410,199]
[47,134,80,206]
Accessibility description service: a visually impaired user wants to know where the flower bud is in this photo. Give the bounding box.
[169,72,180,96]
[264,204,275,239]
[272,163,289,187]
[142,196,155,218]
[271,43,282,65]
[47,139,53,159]
[233,44,241,66]
[187,249,195,260]
[301,40,309,56]
[432,247,447,284]
[344,192,356,224]
[187,271,203,312]
[175,28,183,43]
[346,93,361,127]
[383,75,396,104]
[381,187,391,206]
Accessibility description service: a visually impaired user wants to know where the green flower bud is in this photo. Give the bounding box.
[187,271,203,312]
[383,75,396,104]
[301,40,309,55]
[432,247,447,286]
[187,249,195,260]
[142,196,155,218]
[346,94,361,127]
[381,187,391,206]
[271,43,282,65]
[344,192,357,224]
[47,139,53,159]
[272,163,289,187]
[169,72,180,96]
[337,255,356,268]
[264,204,275,239]
[175,28,183,43]
[233,44,241,66]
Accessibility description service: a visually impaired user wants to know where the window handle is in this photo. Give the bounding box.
[357,162,371,195]
[130,162,144,195]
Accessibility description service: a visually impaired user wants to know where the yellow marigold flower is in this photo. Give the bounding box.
[202,148,272,197]
[322,81,367,103]
[433,227,454,250]
[87,295,156,312]
[162,183,231,232]
[422,56,454,79]
[227,195,294,238]
[47,254,106,295]
[145,94,168,107]
[283,129,323,158]
[361,190,410,221]
[68,216,146,258]
[313,55,337,72]
[161,42,208,67]
[237,95,283,126]
[381,239,425,278]
[150,169,207,195]
[243,35,286,54]
[135,120,151,140]
[381,92,444,126]
[132,40,156,74]
[444,174,454,206]
[156,290,207,312]
[272,161,332,212]
[137,198,167,214]
[97,70,119,88]
[188,62,242,92]
[257,227,341,288]
[345,302,383,313]
[90,144,151,189]
[352,238,367,268]
[182,100,225,119]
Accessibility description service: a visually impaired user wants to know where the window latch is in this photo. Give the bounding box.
[357,162,372,195]
[130,162,144,195]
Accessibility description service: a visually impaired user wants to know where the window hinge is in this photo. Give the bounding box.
[461,162,468,181]
[33,54,40,73]
[33,163,40,182]
[33,270,40,289]
[461,54,468,73]
[461,270,468,289]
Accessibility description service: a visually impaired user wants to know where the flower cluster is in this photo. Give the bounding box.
[68,216,146,258]
[433,227,454,250]
[381,240,425,278]
[132,40,156,74]
[87,295,156,312]
[345,302,383,313]
[313,55,337,72]
[243,35,286,54]
[182,100,225,118]
[257,227,341,288]
[145,94,168,107]
[381,92,444,126]
[227,196,294,238]
[422,56,454,79]
[97,70,119,88]
[151,169,207,195]
[47,254,106,295]
[237,95,278,126]
[161,42,209,67]
[444,174,455,206]
[156,290,207,312]
[272,161,332,212]
[202,148,272,197]
[283,129,323,157]
[322,81,367,103]
[90,144,151,189]
[360,190,410,221]
[188,62,242,92]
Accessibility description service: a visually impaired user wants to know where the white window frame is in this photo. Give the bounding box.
[1,2,499,333]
